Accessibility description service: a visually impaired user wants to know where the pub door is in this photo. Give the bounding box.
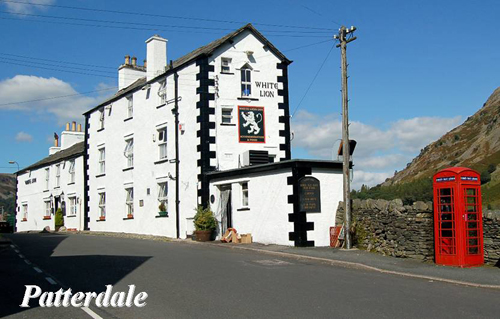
[461,185,484,266]
[218,185,232,235]
[435,186,460,266]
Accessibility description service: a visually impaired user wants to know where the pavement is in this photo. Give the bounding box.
[2,232,499,319]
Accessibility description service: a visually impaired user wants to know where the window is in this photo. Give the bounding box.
[99,108,105,130]
[98,148,105,174]
[221,107,233,124]
[241,67,252,97]
[68,160,75,183]
[22,204,28,220]
[124,139,134,168]
[69,197,77,216]
[44,201,51,218]
[55,164,61,187]
[158,80,166,105]
[158,127,167,160]
[158,182,168,210]
[127,95,133,118]
[221,57,232,73]
[241,182,249,207]
[98,192,106,219]
[125,188,134,217]
[45,168,50,189]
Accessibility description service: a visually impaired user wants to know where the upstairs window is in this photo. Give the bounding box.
[221,57,232,73]
[158,127,167,160]
[125,188,134,217]
[45,168,50,190]
[221,107,233,124]
[241,66,252,97]
[98,192,106,219]
[127,95,133,118]
[98,148,105,174]
[158,182,168,210]
[55,164,61,187]
[124,138,134,168]
[99,108,105,130]
[158,80,167,105]
[68,160,75,183]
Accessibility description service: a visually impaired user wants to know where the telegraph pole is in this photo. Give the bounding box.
[334,26,356,249]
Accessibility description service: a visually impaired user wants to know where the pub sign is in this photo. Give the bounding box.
[298,177,321,213]
[238,106,265,143]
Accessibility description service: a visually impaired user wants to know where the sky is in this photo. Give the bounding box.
[0,0,498,189]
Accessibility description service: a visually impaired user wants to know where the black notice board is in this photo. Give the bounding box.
[298,177,321,213]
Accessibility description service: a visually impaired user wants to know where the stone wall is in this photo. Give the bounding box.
[336,199,500,266]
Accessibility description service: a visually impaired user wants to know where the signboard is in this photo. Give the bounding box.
[238,106,265,143]
[436,176,456,182]
[461,176,478,181]
[298,177,321,213]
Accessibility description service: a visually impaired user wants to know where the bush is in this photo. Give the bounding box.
[55,208,64,227]
[193,206,217,231]
[480,170,491,184]
[487,164,497,174]
[158,202,167,212]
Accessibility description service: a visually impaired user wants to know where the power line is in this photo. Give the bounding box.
[0,0,336,31]
[0,52,116,70]
[0,87,117,107]
[291,43,335,118]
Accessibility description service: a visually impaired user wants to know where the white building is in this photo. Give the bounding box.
[16,122,85,232]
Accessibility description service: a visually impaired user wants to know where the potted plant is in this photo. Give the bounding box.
[193,205,217,242]
[158,203,168,217]
[55,208,64,231]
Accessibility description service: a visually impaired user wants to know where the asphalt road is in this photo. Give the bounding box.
[2,233,499,319]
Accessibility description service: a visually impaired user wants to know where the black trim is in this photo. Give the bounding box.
[288,166,315,247]
[277,62,291,161]
[237,97,259,101]
[196,57,216,207]
[155,215,169,218]
[220,72,235,75]
[122,167,134,172]
[237,207,250,211]
[96,173,106,178]
[97,128,104,132]
[124,117,133,122]
[66,215,76,218]
[123,217,134,220]
[83,114,90,231]
[14,171,18,232]
[67,182,75,185]
[220,123,236,126]
[154,158,169,165]
[156,103,166,109]
[96,219,106,222]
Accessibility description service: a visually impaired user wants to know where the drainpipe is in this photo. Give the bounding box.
[172,60,180,239]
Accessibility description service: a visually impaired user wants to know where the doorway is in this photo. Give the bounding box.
[218,185,232,234]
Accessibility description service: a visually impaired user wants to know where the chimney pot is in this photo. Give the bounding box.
[71,121,76,131]
[65,123,70,131]
[77,124,82,132]
[131,56,137,67]
[143,59,147,68]
[125,55,130,65]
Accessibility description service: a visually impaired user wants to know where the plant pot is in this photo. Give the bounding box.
[194,230,213,242]
[99,216,106,221]
[127,214,134,219]
[158,211,168,217]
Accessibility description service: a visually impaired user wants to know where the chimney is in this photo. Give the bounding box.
[71,121,76,131]
[131,56,137,67]
[143,59,147,68]
[146,35,167,81]
[125,55,131,65]
[65,122,70,131]
[54,133,59,147]
[77,124,82,132]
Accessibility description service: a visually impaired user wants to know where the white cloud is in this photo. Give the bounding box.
[0,75,108,124]
[3,0,55,15]
[15,131,33,142]
[291,110,462,188]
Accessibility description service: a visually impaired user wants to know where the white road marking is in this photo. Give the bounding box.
[10,245,15,248]
[14,249,19,253]
[24,259,31,265]
[33,267,42,273]
[82,306,103,319]
[18,254,24,258]
[45,277,57,285]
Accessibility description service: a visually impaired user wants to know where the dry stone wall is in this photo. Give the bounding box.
[336,199,500,266]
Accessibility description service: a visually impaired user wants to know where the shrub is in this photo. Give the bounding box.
[158,202,167,212]
[487,164,497,174]
[193,206,217,231]
[55,208,64,227]
[480,170,491,184]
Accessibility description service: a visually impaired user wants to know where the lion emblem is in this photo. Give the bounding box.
[241,111,262,135]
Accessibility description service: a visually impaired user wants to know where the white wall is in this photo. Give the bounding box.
[16,155,85,232]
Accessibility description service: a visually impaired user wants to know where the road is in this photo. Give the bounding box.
[1,233,499,318]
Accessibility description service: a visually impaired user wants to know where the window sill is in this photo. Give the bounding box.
[66,215,76,218]
[156,103,166,109]
[123,167,134,172]
[237,97,259,101]
[67,182,75,185]
[96,218,106,222]
[43,189,49,192]
[237,207,250,211]
[220,72,234,75]
[96,173,106,178]
[97,128,105,132]
[124,117,133,122]
[156,214,169,218]
[21,219,27,222]
[154,158,169,165]
[54,186,60,189]
[123,216,134,220]
[43,217,51,220]
[220,123,236,126]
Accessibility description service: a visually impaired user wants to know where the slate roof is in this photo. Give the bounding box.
[18,141,85,174]
[84,23,290,115]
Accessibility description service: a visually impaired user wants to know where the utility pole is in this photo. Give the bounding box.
[334,26,356,249]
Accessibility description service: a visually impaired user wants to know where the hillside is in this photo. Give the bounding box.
[356,87,500,208]
[0,173,15,200]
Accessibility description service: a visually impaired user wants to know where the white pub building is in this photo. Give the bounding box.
[17,24,345,247]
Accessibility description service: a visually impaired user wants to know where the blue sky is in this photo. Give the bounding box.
[0,0,499,188]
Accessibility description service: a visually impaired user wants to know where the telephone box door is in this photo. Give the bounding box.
[461,186,484,266]
[435,186,459,266]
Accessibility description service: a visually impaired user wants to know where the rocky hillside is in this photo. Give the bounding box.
[383,87,500,208]
[0,173,15,200]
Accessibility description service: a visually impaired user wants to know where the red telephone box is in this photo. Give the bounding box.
[433,167,484,267]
